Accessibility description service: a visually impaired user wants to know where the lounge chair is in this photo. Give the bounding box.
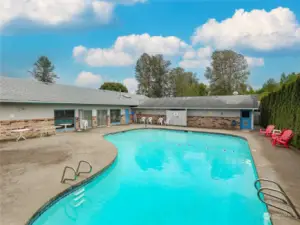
[260,125,275,137]
[148,117,152,124]
[272,129,294,148]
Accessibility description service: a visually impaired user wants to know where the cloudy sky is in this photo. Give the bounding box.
[1,0,300,93]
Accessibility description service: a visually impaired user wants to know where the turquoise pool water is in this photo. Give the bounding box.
[31,129,271,225]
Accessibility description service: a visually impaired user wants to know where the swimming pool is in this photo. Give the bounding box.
[30,129,271,225]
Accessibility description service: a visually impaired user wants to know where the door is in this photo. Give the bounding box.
[125,109,130,124]
[83,110,92,128]
[166,110,187,126]
[240,110,252,129]
[97,110,107,126]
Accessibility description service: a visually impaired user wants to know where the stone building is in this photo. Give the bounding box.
[0,76,146,141]
[133,95,259,130]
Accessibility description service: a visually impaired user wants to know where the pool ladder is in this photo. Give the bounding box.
[255,178,300,220]
[61,160,92,183]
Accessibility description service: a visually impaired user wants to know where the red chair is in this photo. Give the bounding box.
[272,129,294,148]
[260,125,275,137]
[271,128,287,139]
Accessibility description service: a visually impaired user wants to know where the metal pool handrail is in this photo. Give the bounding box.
[61,166,77,183]
[75,160,92,176]
[255,178,300,219]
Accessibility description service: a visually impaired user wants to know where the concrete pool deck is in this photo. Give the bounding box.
[0,125,299,225]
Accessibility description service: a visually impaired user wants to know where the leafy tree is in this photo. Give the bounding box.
[135,53,171,97]
[29,56,58,83]
[280,72,299,86]
[135,53,152,96]
[169,67,208,97]
[204,50,250,95]
[100,82,128,93]
[261,78,280,93]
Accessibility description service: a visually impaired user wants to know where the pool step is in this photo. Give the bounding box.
[73,199,85,208]
[74,188,85,196]
[72,188,86,208]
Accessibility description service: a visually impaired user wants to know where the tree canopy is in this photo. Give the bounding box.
[100,82,128,93]
[204,50,249,95]
[170,67,207,97]
[135,53,208,97]
[135,53,172,97]
[29,56,58,83]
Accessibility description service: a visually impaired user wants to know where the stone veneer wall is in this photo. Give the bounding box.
[120,115,126,125]
[136,114,240,129]
[92,116,97,128]
[187,116,240,130]
[0,118,55,141]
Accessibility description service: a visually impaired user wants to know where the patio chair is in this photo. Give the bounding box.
[148,117,152,124]
[260,125,275,137]
[165,118,170,126]
[158,118,164,125]
[272,129,294,148]
[140,117,146,124]
[271,128,287,139]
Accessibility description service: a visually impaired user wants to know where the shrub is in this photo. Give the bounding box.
[260,76,300,148]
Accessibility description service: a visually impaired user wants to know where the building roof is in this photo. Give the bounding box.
[0,76,147,106]
[136,95,259,109]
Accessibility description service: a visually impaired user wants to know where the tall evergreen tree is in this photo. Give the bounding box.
[29,56,58,83]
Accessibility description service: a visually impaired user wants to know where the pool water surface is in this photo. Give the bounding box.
[31,129,271,225]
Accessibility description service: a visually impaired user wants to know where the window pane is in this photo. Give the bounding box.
[242,111,250,118]
[111,110,121,123]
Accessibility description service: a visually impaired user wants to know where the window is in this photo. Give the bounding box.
[111,109,121,123]
[241,111,250,118]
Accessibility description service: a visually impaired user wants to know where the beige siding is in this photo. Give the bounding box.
[0,103,130,121]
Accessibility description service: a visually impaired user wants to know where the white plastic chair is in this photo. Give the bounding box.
[148,117,152,124]
[140,117,146,124]
[165,118,170,126]
[158,118,164,125]
[81,120,88,130]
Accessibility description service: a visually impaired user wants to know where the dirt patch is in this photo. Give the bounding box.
[0,148,71,167]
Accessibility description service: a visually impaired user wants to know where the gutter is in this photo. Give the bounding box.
[134,107,259,110]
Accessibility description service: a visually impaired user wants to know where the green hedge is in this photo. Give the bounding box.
[260,76,300,149]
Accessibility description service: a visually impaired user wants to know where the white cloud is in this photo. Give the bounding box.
[179,59,210,69]
[75,71,102,88]
[192,7,300,51]
[180,46,264,69]
[73,45,87,58]
[0,0,86,29]
[85,48,134,66]
[114,34,188,56]
[92,1,115,24]
[0,0,145,29]
[245,57,264,67]
[123,78,138,93]
[73,33,189,67]
[179,46,212,69]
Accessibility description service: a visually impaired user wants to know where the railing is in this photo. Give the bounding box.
[61,161,92,183]
[255,178,300,219]
[75,160,92,176]
[61,166,77,183]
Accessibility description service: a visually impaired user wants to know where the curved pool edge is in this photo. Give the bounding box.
[26,127,271,225]
[25,143,118,225]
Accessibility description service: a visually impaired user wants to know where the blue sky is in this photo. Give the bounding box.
[1,0,300,93]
